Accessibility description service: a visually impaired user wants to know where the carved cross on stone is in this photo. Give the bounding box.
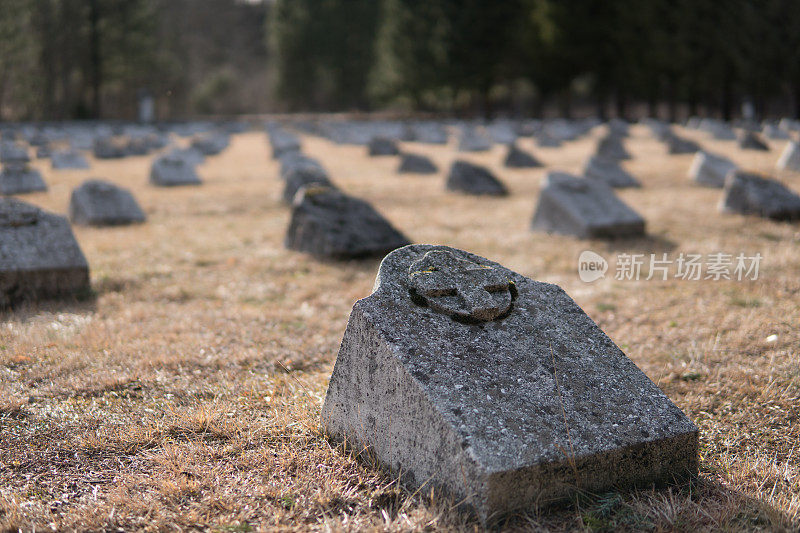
[408,249,514,321]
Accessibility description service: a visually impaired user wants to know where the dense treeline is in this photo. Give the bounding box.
[2,0,800,121]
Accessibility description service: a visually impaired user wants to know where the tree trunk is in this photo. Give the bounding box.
[88,0,102,118]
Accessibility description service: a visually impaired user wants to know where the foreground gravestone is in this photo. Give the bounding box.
[285,186,410,260]
[720,170,800,220]
[776,141,800,172]
[51,149,90,170]
[583,155,640,188]
[322,244,698,523]
[398,152,438,174]
[69,179,146,226]
[738,131,769,151]
[532,172,645,238]
[0,198,90,307]
[149,155,202,187]
[368,136,400,156]
[688,151,738,188]
[504,143,542,168]
[282,166,335,203]
[446,161,508,196]
[0,163,47,195]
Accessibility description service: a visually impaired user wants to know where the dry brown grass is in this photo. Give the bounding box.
[1,124,798,531]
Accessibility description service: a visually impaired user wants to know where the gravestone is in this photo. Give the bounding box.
[535,131,562,148]
[285,185,410,260]
[36,145,52,159]
[446,161,508,196]
[664,133,700,154]
[149,155,202,187]
[458,127,492,152]
[69,179,146,226]
[504,143,542,168]
[596,134,631,160]
[0,198,90,307]
[282,166,334,203]
[93,137,126,159]
[167,147,205,167]
[0,163,47,195]
[738,131,769,151]
[51,149,90,170]
[368,136,400,156]
[322,244,698,523]
[688,151,737,188]
[583,155,640,188]
[777,141,800,172]
[279,152,324,181]
[0,142,30,164]
[124,137,150,156]
[720,170,800,220]
[531,172,645,238]
[191,132,229,156]
[398,152,438,174]
[269,130,301,159]
[608,118,629,137]
[410,122,448,145]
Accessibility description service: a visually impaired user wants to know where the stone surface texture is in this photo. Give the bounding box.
[285,186,410,259]
[531,172,645,238]
[583,155,640,188]
[69,179,146,226]
[776,141,800,172]
[322,244,699,523]
[688,151,738,188]
[739,131,770,151]
[596,134,631,160]
[398,153,438,174]
[0,198,89,306]
[51,150,90,170]
[282,165,334,203]
[446,161,508,196]
[0,164,47,195]
[720,171,800,220]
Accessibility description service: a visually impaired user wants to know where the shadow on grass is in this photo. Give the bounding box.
[0,289,98,322]
[602,233,678,255]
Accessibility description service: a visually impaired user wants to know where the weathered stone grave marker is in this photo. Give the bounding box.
[368,136,400,156]
[398,152,438,174]
[282,165,335,204]
[583,155,640,188]
[720,170,800,220]
[322,244,699,523]
[0,163,47,195]
[150,154,202,187]
[688,151,737,188]
[285,186,410,259]
[51,149,90,170]
[0,198,90,307]
[596,133,631,161]
[504,143,542,168]
[446,161,508,196]
[738,130,769,151]
[69,179,146,226]
[532,172,645,238]
[776,141,800,172]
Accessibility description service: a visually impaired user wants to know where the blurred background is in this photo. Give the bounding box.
[2,0,800,122]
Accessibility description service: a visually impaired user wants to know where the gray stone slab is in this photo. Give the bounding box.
[0,142,31,164]
[0,164,47,195]
[409,122,448,145]
[93,137,127,159]
[763,124,790,140]
[269,129,302,159]
[531,172,645,238]
[150,155,202,187]
[688,151,737,188]
[279,152,324,181]
[167,147,205,167]
[368,136,400,156]
[738,131,769,151]
[51,150,90,170]
[664,133,700,154]
[583,155,640,188]
[720,170,800,220]
[596,134,631,161]
[322,244,698,523]
[0,198,90,307]
[191,132,230,156]
[69,179,146,226]
[504,143,542,168]
[777,141,800,172]
[285,186,410,260]
[535,132,562,148]
[398,152,438,174]
[446,161,508,196]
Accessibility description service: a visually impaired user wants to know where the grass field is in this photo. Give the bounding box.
[1,124,798,531]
